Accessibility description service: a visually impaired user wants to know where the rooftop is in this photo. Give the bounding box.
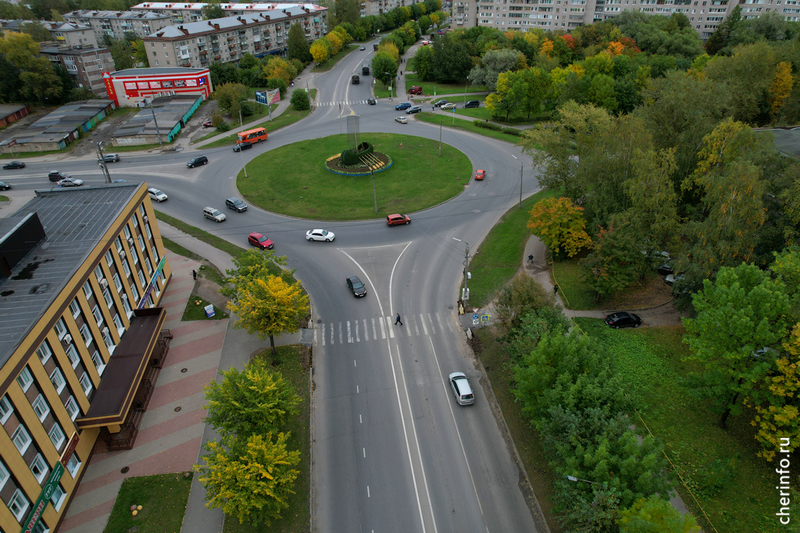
[0,184,142,368]
[146,7,314,38]
[131,2,325,12]
[109,67,208,77]
[64,9,171,20]
[0,100,113,147]
[113,95,200,138]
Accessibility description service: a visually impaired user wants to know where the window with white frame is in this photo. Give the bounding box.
[123,225,131,240]
[94,264,104,281]
[133,214,139,228]
[138,234,145,251]
[37,341,52,365]
[51,483,66,510]
[65,344,79,368]
[91,351,106,375]
[69,298,81,318]
[66,452,80,477]
[102,328,115,351]
[32,394,49,422]
[30,453,49,483]
[146,223,152,239]
[0,459,9,490]
[113,314,124,334]
[122,259,131,277]
[145,257,153,275]
[146,294,154,308]
[79,373,93,397]
[138,270,146,288]
[32,518,48,533]
[105,249,114,267]
[12,424,32,454]
[55,318,68,340]
[131,284,140,304]
[8,489,29,520]
[80,323,92,347]
[132,249,139,265]
[92,305,104,327]
[113,273,122,292]
[139,204,146,217]
[83,280,93,300]
[16,367,33,392]
[0,395,13,424]
[65,396,79,421]
[50,368,66,394]
[151,246,158,262]
[122,295,133,317]
[115,236,124,253]
[103,289,113,308]
[49,423,65,451]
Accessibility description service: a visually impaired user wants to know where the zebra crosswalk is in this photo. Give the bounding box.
[315,312,455,346]
[317,100,374,107]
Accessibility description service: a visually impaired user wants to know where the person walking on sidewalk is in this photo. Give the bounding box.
[192,269,197,280]
[395,313,403,325]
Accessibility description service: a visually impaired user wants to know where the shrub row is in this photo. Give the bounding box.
[472,120,523,136]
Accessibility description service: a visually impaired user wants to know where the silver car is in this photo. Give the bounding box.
[449,372,475,405]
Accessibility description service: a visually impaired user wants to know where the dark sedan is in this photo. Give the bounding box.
[604,312,642,329]
[346,275,367,297]
[0,181,11,190]
[3,161,25,170]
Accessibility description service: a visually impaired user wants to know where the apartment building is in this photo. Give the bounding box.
[359,0,427,18]
[0,20,98,47]
[0,183,171,533]
[64,10,172,42]
[143,6,327,67]
[40,44,115,96]
[131,2,322,24]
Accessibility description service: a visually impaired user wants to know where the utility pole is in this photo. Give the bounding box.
[371,167,377,214]
[519,164,523,208]
[439,118,443,156]
[147,98,163,145]
[453,237,470,302]
[97,142,111,183]
[239,109,248,178]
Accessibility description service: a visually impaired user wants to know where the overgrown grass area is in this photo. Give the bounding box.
[223,345,310,533]
[311,44,357,72]
[201,107,311,148]
[237,133,471,220]
[403,74,489,96]
[161,237,226,285]
[154,211,247,261]
[576,319,783,533]
[182,296,228,321]
[111,140,178,152]
[468,189,559,308]
[104,473,193,533]
[374,80,396,99]
[414,112,523,144]
[194,103,274,143]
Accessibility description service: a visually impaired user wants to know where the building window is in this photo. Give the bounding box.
[92,305,104,326]
[65,396,79,421]
[8,489,30,521]
[113,314,124,335]
[49,423,65,451]
[132,248,139,265]
[145,257,153,275]
[122,259,131,277]
[94,264,104,281]
[123,225,131,240]
[50,368,66,394]
[83,280,93,300]
[105,249,114,267]
[80,323,93,347]
[69,298,81,318]
[133,215,139,228]
[139,204,146,217]
[51,483,66,511]
[32,394,50,422]
[102,329,115,352]
[116,236,124,253]
[146,224,152,239]
[0,395,13,424]
[103,288,113,308]
[30,454,49,483]
[79,373,93,397]
[138,234,145,251]
[37,341,53,365]
[122,295,133,317]
[66,452,80,477]
[12,424,32,454]
[66,344,80,368]
[55,318,68,340]
[131,284,139,304]
[16,366,33,392]
[138,270,146,288]
[113,273,122,292]
[0,460,9,490]
[92,351,106,376]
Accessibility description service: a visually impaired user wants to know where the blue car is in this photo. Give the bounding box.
[395,102,412,110]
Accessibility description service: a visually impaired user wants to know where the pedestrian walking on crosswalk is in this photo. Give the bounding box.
[395,313,403,325]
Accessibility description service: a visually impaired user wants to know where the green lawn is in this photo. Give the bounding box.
[104,473,193,533]
[0,195,8,202]
[414,112,523,144]
[223,345,310,533]
[201,107,310,148]
[551,258,596,310]
[374,80,397,99]
[577,319,784,533]
[237,133,471,220]
[404,75,489,97]
[468,189,559,308]
[195,103,275,143]
[161,237,226,285]
[154,211,247,261]
[182,296,228,321]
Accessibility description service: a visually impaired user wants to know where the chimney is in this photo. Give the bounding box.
[179,25,189,34]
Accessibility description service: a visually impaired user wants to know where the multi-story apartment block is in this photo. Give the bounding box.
[143,6,327,67]
[359,0,426,18]
[131,2,324,24]
[0,184,171,533]
[457,0,799,39]
[0,20,98,47]
[39,44,115,96]
[64,10,172,43]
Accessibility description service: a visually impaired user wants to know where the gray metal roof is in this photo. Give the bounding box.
[0,100,113,147]
[110,67,207,77]
[0,184,141,368]
[64,10,170,20]
[0,104,29,120]
[113,95,200,138]
[147,9,300,38]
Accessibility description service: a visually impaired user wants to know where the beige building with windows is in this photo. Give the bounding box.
[143,6,327,68]
[0,20,98,47]
[63,10,172,43]
[0,183,172,532]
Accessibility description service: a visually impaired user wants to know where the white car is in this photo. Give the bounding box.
[58,178,83,187]
[395,116,408,124]
[148,187,168,202]
[306,229,335,242]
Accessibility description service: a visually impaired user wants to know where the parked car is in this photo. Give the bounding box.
[0,181,11,191]
[408,86,423,95]
[112,179,128,183]
[346,275,367,297]
[48,170,70,182]
[233,142,252,152]
[449,372,475,405]
[665,273,684,286]
[3,161,25,170]
[395,116,408,124]
[657,263,674,276]
[387,214,411,226]
[367,98,376,105]
[203,206,226,222]
[248,232,274,249]
[474,169,486,181]
[464,100,480,108]
[58,177,83,187]
[102,153,120,163]
[441,102,457,110]
[433,99,449,108]
[187,156,208,168]
[225,197,247,212]
[406,105,422,114]
[202,119,214,128]
[306,228,335,242]
[604,312,642,329]
[147,187,168,202]
[395,102,412,111]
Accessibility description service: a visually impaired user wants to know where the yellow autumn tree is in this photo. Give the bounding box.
[769,61,794,120]
[527,197,592,258]
[326,31,342,55]
[607,41,625,57]
[310,39,329,64]
[262,57,297,85]
[378,41,399,63]
[540,38,554,58]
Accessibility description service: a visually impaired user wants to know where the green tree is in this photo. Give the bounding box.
[196,433,300,526]
[0,1,34,19]
[332,0,359,25]
[213,82,248,116]
[418,15,431,34]
[287,22,312,63]
[21,21,53,42]
[132,39,148,67]
[468,48,523,91]
[372,50,398,87]
[29,0,68,19]
[704,5,741,55]
[0,55,22,103]
[202,0,224,19]
[203,358,300,440]
[413,44,434,81]
[587,73,618,113]
[432,35,472,83]
[290,87,310,110]
[683,262,792,428]
[581,222,647,298]
[496,274,556,330]
[0,31,62,105]
[618,495,701,533]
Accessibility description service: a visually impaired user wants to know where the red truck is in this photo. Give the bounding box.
[408,86,423,95]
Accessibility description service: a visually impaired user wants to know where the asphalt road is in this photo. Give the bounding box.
[0,40,545,533]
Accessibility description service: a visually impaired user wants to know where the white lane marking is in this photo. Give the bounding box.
[420,314,428,335]
[387,242,413,319]
[339,250,385,317]
[354,360,357,367]
[428,313,436,334]
[363,448,366,458]
[413,316,420,336]
[359,414,362,424]
[372,318,378,340]
[339,322,343,345]
[356,385,359,394]
[387,317,395,339]
[347,321,352,343]
[367,486,370,498]
[314,327,318,346]
[379,318,386,339]
[363,319,369,341]
[436,312,445,333]
[355,320,360,343]
[330,323,334,345]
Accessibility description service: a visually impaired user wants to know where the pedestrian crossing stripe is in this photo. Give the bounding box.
[317,100,374,106]
[315,312,452,346]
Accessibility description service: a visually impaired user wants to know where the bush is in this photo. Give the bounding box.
[290,58,304,74]
[211,112,224,127]
[290,88,310,111]
[216,121,231,132]
[502,127,522,136]
[240,101,254,117]
[267,76,288,99]
[473,120,501,131]
[496,274,556,330]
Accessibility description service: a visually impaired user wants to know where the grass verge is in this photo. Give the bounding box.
[223,344,310,533]
[104,473,193,533]
[154,210,247,261]
[194,104,276,143]
[0,195,8,202]
[468,189,559,308]
[414,112,523,144]
[201,107,311,149]
[403,76,489,96]
[182,295,228,321]
[161,237,226,285]
[236,133,471,220]
[577,318,784,533]
[111,141,178,153]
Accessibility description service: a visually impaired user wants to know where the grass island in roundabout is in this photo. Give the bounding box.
[236,133,472,220]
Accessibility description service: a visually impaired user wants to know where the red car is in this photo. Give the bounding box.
[202,120,214,128]
[408,86,423,95]
[474,169,486,181]
[387,214,411,226]
[248,232,274,249]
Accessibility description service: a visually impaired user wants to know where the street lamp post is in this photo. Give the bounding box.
[147,98,163,145]
[96,142,111,183]
[371,167,377,214]
[453,237,470,302]
[512,154,522,208]
[239,109,248,178]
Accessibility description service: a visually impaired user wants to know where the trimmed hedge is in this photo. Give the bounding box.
[472,120,522,136]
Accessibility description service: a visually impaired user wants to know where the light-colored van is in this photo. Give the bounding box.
[448,372,475,405]
[203,207,226,223]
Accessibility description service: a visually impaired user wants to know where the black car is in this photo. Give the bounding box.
[346,275,367,297]
[0,181,10,190]
[225,197,247,212]
[48,170,70,182]
[187,155,208,168]
[657,263,673,276]
[464,100,480,108]
[367,98,376,105]
[233,142,252,152]
[3,161,25,170]
[604,312,642,329]
[433,99,449,108]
